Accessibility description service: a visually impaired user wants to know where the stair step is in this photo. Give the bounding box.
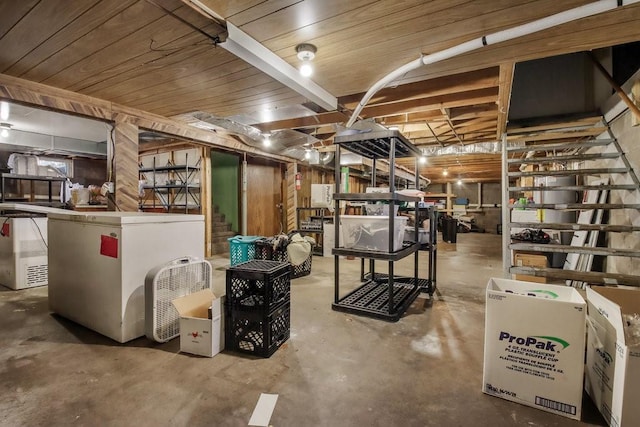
[509,222,640,232]
[508,167,629,177]
[507,139,613,153]
[212,222,231,231]
[508,152,621,164]
[508,266,640,286]
[509,243,640,257]
[508,203,640,210]
[212,230,236,238]
[508,184,637,192]
[212,213,226,222]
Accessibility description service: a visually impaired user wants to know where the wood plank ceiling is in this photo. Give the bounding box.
[0,0,639,183]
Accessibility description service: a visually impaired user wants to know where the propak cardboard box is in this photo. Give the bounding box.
[483,278,586,420]
[585,286,640,427]
[172,289,224,357]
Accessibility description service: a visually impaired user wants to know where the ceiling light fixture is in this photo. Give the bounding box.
[0,123,11,138]
[457,179,463,186]
[388,126,399,131]
[262,133,271,147]
[442,169,448,176]
[419,149,427,164]
[219,23,336,111]
[296,43,317,77]
[304,150,311,160]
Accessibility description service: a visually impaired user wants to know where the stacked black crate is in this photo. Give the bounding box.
[225,259,291,358]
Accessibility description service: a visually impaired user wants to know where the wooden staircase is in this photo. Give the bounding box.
[210,206,236,255]
[503,115,640,287]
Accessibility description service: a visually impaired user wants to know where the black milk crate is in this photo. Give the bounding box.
[226,260,290,312]
[291,255,312,279]
[255,240,312,279]
[225,301,290,358]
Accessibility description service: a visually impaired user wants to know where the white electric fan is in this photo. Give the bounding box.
[144,257,212,342]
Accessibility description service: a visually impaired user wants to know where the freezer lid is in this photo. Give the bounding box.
[47,211,205,225]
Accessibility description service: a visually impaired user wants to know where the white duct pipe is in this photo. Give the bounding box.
[346,0,639,128]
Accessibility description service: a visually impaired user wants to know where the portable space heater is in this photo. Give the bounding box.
[144,257,212,343]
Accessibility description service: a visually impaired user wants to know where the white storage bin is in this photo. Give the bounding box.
[404,227,429,244]
[340,215,407,251]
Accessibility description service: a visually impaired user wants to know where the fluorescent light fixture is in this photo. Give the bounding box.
[388,126,399,131]
[0,102,9,121]
[220,22,337,111]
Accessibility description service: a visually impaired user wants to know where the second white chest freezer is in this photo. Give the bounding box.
[47,211,204,343]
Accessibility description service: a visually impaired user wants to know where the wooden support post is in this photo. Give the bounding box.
[286,162,297,232]
[111,114,139,212]
[201,147,212,257]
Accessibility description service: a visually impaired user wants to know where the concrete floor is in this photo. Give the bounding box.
[0,233,607,426]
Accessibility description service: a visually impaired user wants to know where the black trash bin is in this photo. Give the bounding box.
[442,216,457,243]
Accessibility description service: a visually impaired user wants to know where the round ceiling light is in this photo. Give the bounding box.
[296,43,317,77]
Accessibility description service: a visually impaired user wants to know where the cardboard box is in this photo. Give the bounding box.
[483,278,586,420]
[172,289,224,357]
[585,286,640,427]
[513,252,548,283]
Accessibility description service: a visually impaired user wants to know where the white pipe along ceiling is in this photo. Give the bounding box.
[346,0,640,128]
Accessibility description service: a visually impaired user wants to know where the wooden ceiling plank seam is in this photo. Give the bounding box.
[238,0,381,42]
[113,58,263,108]
[249,0,470,51]
[43,10,206,90]
[19,1,169,84]
[130,69,288,111]
[0,0,40,40]
[39,3,200,89]
[6,0,137,78]
[0,0,100,74]
[70,22,226,93]
[145,81,299,116]
[266,0,588,93]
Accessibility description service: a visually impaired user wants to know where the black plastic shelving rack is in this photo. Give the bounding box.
[331,130,437,322]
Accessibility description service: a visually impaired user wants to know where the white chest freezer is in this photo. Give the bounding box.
[47,211,204,343]
[0,215,48,290]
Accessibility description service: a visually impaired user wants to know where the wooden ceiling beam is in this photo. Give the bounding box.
[496,62,515,139]
[448,104,499,120]
[506,128,608,142]
[338,66,499,108]
[359,87,499,119]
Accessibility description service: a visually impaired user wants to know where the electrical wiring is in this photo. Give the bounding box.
[29,216,48,249]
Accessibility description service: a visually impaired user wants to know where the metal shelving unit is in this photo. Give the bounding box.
[296,207,330,256]
[139,155,201,213]
[0,173,67,206]
[331,130,436,322]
